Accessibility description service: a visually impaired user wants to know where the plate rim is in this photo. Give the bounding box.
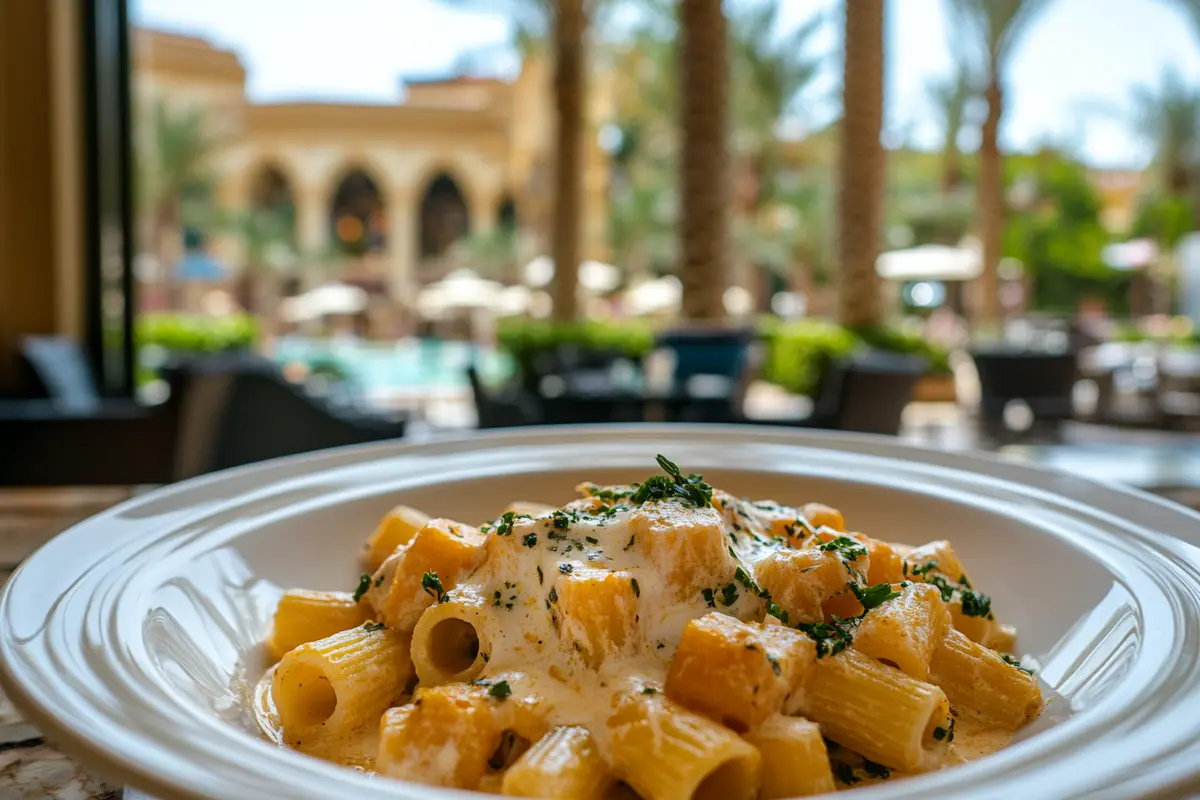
[4,423,1200,800]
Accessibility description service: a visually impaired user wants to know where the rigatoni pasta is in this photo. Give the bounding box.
[259,454,1044,795]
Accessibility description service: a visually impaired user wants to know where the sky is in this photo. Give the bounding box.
[132,0,1200,169]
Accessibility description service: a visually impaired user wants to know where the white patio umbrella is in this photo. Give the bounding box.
[281,283,368,322]
[522,256,622,293]
[624,275,682,314]
[876,244,982,282]
[417,269,504,316]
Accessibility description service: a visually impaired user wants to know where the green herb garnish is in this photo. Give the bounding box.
[850,582,902,613]
[362,621,385,632]
[488,680,512,699]
[629,455,713,508]
[1001,654,1034,675]
[522,533,538,548]
[833,762,859,785]
[352,573,372,602]
[421,571,445,603]
[818,536,867,561]
[863,760,891,779]
[719,582,739,607]
[631,578,640,597]
[796,615,857,658]
[701,587,716,607]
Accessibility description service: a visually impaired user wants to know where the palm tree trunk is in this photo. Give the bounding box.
[837,0,885,329]
[977,76,1004,325]
[940,136,960,195]
[549,0,585,323]
[679,0,730,322]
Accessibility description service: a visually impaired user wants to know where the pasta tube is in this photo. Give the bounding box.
[743,716,834,798]
[854,583,950,680]
[271,624,412,744]
[607,689,761,800]
[268,590,370,660]
[365,504,430,571]
[796,647,948,771]
[666,612,814,731]
[501,726,612,799]
[410,586,493,685]
[929,628,1043,729]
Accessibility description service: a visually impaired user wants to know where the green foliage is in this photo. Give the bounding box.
[137,314,259,354]
[760,320,857,396]
[1132,194,1195,248]
[496,318,656,365]
[760,320,951,396]
[853,326,952,374]
[1003,151,1128,314]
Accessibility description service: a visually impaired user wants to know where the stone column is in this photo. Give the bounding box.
[385,188,418,305]
[294,182,329,268]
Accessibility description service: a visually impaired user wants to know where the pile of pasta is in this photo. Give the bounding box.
[263,456,1043,798]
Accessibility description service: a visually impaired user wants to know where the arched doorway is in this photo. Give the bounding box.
[250,165,295,226]
[330,169,386,256]
[497,195,517,233]
[418,172,470,260]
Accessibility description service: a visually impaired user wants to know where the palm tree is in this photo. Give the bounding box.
[678,0,731,321]
[947,0,1055,325]
[443,0,605,322]
[729,1,825,310]
[1131,68,1200,200]
[138,99,220,306]
[837,0,886,329]
[925,56,979,194]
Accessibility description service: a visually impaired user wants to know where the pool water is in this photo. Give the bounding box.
[273,337,514,393]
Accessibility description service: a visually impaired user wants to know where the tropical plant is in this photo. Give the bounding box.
[453,227,520,282]
[678,0,731,321]
[137,99,221,302]
[946,0,1056,325]
[221,205,298,314]
[837,0,886,328]
[1130,68,1200,202]
[925,55,980,194]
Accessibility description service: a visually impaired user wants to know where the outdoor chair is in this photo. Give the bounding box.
[971,348,1078,444]
[747,349,926,436]
[165,354,408,477]
[468,366,543,428]
[19,336,105,411]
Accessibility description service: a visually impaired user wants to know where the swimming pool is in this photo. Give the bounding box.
[272,337,514,393]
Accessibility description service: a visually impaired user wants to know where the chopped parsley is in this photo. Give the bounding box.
[907,560,938,578]
[863,760,891,779]
[1001,654,1035,675]
[933,717,956,742]
[719,582,739,607]
[850,582,902,613]
[522,532,538,548]
[494,511,530,537]
[487,680,512,699]
[625,535,635,550]
[766,654,782,676]
[536,565,544,585]
[796,615,857,658]
[959,588,993,618]
[352,573,372,602]
[559,563,573,575]
[765,600,789,625]
[362,621,385,632]
[421,571,445,603]
[548,587,558,604]
[585,536,599,544]
[552,510,572,531]
[631,578,640,597]
[701,588,716,607]
[833,762,859,785]
[584,485,634,502]
[374,574,385,587]
[629,455,714,508]
[818,536,867,561]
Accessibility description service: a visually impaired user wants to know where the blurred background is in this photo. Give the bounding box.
[6,3,1200,791]
[7,0,1200,505]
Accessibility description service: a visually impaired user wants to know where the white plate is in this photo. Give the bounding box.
[3,425,1200,800]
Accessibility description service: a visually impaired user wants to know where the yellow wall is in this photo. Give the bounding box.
[0,1,83,392]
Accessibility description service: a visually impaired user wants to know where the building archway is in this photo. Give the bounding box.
[497,195,517,233]
[330,168,386,256]
[418,172,470,259]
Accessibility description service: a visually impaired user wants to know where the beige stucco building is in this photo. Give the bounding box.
[133,29,611,303]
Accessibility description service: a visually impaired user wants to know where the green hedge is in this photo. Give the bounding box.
[760,321,950,396]
[497,319,656,363]
[137,314,259,353]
